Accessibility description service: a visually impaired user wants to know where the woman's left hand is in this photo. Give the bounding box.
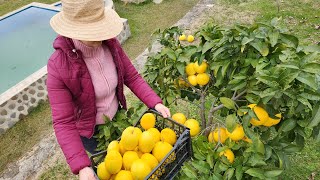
[154,103,171,118]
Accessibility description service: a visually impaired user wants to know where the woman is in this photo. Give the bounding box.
[47,0,170,179]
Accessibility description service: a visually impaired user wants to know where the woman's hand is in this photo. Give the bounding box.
[155,103,171,118]
[79,167,96,180]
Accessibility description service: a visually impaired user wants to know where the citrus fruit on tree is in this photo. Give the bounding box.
[107,140,120,152]
[196,73,210,86]
[105,150,122,174]
[115,170,133,180]
[122,151,139,170]
[121,127,141,151]
[226,124,245,141]
[194,61,208,73]
[187,35,195,42]
[152,141,173,162]
[141,153,159,169]
[262,113,282,127]
[97,162,111,180]
[219,149,235,163]
[213,127,228,144]
[250,106,269,126]
[147,128,161,143]
[187,75,198,86]
[139,131,156,153]
[179,34,186,41]
[140,113,156,130]
[185,63,196,76]
[131,159,152,180]
[184,119,200,137]
[160,128,177,146]
[172,112,187,124]
[208,131,214,143]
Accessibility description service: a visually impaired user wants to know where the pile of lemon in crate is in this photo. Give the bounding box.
[97,112,200,180]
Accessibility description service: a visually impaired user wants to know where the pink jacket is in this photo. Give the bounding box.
[46,36,162,174]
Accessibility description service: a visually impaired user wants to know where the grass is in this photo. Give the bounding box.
[38,161,77,180]
[0,102,52,174]
[0,0,57,16]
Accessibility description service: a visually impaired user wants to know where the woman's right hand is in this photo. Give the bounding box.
[79,167,97,180]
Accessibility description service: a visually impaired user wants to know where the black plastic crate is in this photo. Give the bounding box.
[90,109,193,180]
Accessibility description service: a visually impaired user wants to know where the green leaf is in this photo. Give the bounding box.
[264,170,283,178]
[280,33,299,48]
[308,104,320,128]
[220,97,236,109]
[257,76,279,87]
[296,72,318,90]
[283,144,303,153]
[224,168,235,180]
[202,41,215,54]
[191,160,211,174]
[176,62,185,75]
[226,114,237,132]
[207,154,214,169]
[302,63,320,74]
[245,168,266,179]
[245,93,260,104]
[269,30,279,47]
[297,96,312,110]
[162,47,176,60]
[235,166,243,180]
[250,41,269,57]
[279,119,297,132]
[241,37,254,45]
[182,163,198,179]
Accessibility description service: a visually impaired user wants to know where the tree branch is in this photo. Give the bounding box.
[206,90,247,130]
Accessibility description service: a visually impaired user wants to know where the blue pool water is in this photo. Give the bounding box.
[0,6,58,94]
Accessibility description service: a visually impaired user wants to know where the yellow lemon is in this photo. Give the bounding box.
[187,75,198,86]
[139,131,156,153]
[187,35,195,42]
[262,113,282,127]
[184,119,201,137]
[105,150,122,174]
[121,127,141,151]
[194,61,208,74]
[107,140,120,152]
[131,159,152,180]
[115,170,133,180]
[219,149,235,163]
[196,73,210,86]
[147,128,161,143]
[97,162,111,180]
[250,106,269,126]
[226,124,245,141]
[179,34,186,41]
[140,113,156,130]
[213,127,228,144]
[141,153,159,170]
[118,140,126,156]
[152,141,173,162]
[122,151,139,170]
[185,63,196,76]
[160,128,177,146]
[208,131,214,143]
[172,113,187,125]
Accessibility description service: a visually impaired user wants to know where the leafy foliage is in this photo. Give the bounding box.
[144,18,320,179]
[94,106,145,151]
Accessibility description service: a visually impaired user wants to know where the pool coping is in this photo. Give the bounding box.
[0,3,60,106]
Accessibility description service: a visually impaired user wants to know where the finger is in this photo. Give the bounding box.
[165,107,171,117]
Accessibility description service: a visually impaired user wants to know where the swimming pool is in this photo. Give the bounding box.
[0,5,58,95]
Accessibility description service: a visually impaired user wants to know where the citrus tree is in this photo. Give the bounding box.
[143,18,320,179]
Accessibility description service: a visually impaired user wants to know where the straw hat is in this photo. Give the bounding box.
[50,0,123,41]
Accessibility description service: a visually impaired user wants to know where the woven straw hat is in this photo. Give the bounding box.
[50,0,123,41]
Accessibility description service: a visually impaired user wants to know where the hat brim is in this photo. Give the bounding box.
[50,8,123,41]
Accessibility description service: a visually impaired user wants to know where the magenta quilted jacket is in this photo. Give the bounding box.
[46,36,162,174]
